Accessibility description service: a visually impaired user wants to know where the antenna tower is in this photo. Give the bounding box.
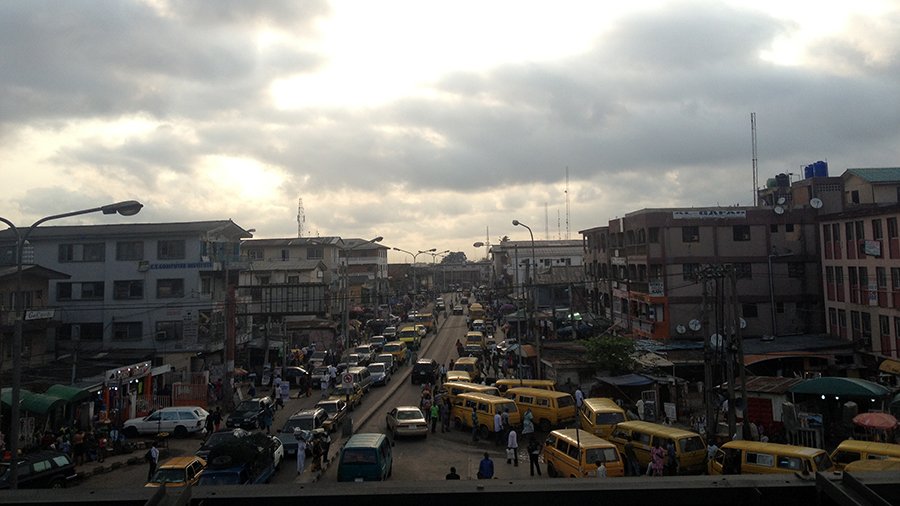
[297,197,306,237]
[751,113,758,207]
[544,202,549,239]
[565,167,571,239]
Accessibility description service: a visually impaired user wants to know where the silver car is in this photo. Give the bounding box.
[367,362,391,386]
[385,406,428,438]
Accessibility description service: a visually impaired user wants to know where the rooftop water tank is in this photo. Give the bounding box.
[775,173,790,187]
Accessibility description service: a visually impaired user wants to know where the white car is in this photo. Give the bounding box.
[123,406,209,438]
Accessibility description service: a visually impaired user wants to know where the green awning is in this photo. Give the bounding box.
[45,384,92,404]
[788,377,892,398]
[0,388,65,415]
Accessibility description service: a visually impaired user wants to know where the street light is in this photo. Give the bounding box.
[0,200,143,489]
[392,247,435,293]
[428,250,449,292]
[342,237,383,351]
[512,219,541,380]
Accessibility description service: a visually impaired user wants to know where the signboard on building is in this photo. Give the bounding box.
[611,256,626,266]
[672,210,746,219]
[649,280,665,297]
[863,240,882,257]
[25,309,56,320]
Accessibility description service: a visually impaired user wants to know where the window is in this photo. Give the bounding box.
[156,321,183,340]
[880,315,890,336]
[288,275,300,284]
[648,227,660,243]
[280,249,289,261]
[683,263,700,281]
[776,302,785,314]
[247,248,263,260]
[307,247,324,260]
[116,241,144,261]
[734,263,752,279]
[742,303,758,318]
[873,219,883,240]
[113,322,143,341]
[877,267,887,289]
[788,263,805,279]
[855,221,865,241]
[776,456,803,471]
[892,268,900,290]
[80,282,104,299]
[746,452,774,467]
[785,223,795,233]
[200,276,213,295]
[58,243,105,262]
[888,218,898,239]
[823,225,831,242]
[850,190,860,204]
[157,240,185,260]
[157,279,185,298]
[732,225,751,241]
[59,323,103,341]
[771,224,779,233]
[682,226,699,242]
[832,223,841,241]
[57,282,73,300]
[113,280,144,299]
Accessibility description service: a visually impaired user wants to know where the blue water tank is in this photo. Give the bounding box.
[804,164,815,179]
[813,160,828,177]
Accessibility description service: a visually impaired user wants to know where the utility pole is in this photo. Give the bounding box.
[701,269,715,443]
[731,265,753,440]
[724,266,737,439]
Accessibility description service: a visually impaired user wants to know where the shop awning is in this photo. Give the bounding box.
[744,352,832,366]
[506,344,537,357]
[879,358,900,375]
[595,373,655,387]
[0,388,66,415]
[44,384,92,404]
[788,377,892,398]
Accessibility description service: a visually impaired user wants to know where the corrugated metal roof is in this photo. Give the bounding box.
[845,167,900,183]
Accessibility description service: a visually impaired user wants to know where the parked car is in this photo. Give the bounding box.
[0,451,77,489]
[367,362,392,386]
[145,456,207,488]
[353,344,376,364]
[385,406,429,438]
[123,406,209,438]
[315,398,349,433]
[411,358,438,385]
[226,397,273,430]
[276,408,328,456]
[197,428,252,461]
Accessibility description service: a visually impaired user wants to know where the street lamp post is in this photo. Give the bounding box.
[392,247,435,293]
[0,200,143,489]
[512,219,540,380]
[429,250,449,292]
[342,237,383,352]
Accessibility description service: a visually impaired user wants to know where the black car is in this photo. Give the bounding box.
[0,451,78,489]
[226,397,273,430]
[197,428,252,460]
[411,358,438,385]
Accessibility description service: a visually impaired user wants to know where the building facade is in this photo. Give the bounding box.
[490,239,583,301]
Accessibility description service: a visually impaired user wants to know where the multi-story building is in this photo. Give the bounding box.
[0,220,252,366]
[0,264,70,369]
[490,239,583,301]
[580,206,824,340]
[820,168,900,358]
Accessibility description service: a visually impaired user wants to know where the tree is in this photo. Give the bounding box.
[441,251,467,264]
[582,334,635,374]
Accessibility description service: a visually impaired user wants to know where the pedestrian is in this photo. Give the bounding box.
[574,386,584,411]
[595,460,607,478]
[650,440,665,476]
[445,466,461,480]
[320,377,330,398]
[527,436,542,476]
[494,411,503,446]
[624,436,640,476]
[262,403,274,434]
[212,407,222,432]
[310,436,323,471]
[440,399,451,433]
[146,441,159,481]
[430,402,439,433]
[280,378,291,409]
[72,429,86,466]
[506,428,519,466]
[477,452,494,479]
[272,376,283,410]
[471,407,480,442]
[636,398,645,421]
[295,430,307,474]
[321,431,332,464]
[439,364,447,384]
[205,411,215,434]
[666,439,678,475]
[707,438,719,463]
[522,408,535,436]
[501,408,510,440]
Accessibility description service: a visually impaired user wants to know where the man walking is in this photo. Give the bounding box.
[440,399,451,433]
[295,429,307,475]
[624,436,640,476]
[146,441,159,481]
[528,437,542,476]
[430,403,439,433]
[494,411,503,446]
[575,386,584,411]
[506,428,519,466]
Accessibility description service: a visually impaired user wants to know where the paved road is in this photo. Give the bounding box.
[82,296,545,489]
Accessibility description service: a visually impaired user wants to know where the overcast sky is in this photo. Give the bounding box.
[3,1,899,262]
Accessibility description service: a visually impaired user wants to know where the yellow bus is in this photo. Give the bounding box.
[608,421,707,475]
[505,387,577,432]
[494,378,556,393]
[543,429,625,478]
[830,440,900,471]
[450,392,521,440]
[579,398,627,438]
[709,440,834,475]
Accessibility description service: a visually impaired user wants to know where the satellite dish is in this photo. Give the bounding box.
[676,324,686,335]
[710,333,723,348]
[776,196,787,205]
[774,205,785,215]
[739,317,747,329]
[810,197,823,209]
[688,319,701,332]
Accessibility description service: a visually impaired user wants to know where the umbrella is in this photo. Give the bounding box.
[852,412,898,431]
[499,304,516,314]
